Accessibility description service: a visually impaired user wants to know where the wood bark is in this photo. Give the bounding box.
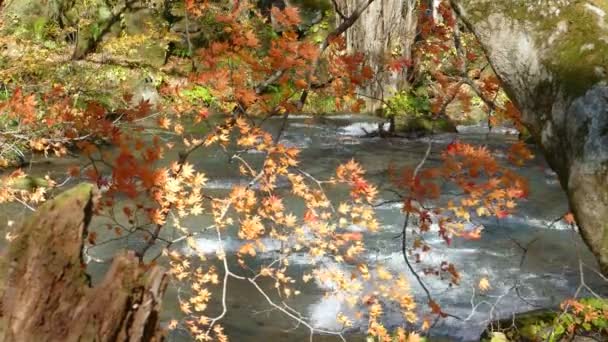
[335,0,418,110]
[1,183,168,341]
[452,0,608,273]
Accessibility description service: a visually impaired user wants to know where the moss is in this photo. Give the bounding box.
[9,183,94,257]
[600,222,608,264]
[481,300,608,341]
[480,309,558,341]
[459,0,608,98]
[543,5,607,97]
[397,115,457,133]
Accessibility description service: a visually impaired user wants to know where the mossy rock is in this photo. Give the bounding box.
[480,303,608,342]
[456,0,608,99]
[480,309,558,341]
[396,115,458,134]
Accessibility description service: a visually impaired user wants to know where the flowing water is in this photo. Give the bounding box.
[2,115,607,341]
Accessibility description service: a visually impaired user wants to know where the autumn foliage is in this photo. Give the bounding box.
[0,1,563,341]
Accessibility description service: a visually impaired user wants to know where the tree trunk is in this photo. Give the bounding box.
[1,183,168,341]
[452,1,608,273]
[335,0,418,111]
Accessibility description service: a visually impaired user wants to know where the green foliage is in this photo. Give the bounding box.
[308,16,331,44]
[384,88,431,119]
[181,85,215,105]
[32,16,48,41]
[0,87,10,101]
[548,298,608,341]
[489,332,508,342]
[89,22,102,41]
[304,92,337,114]
[169,45,192,58]
[487,299,608,342]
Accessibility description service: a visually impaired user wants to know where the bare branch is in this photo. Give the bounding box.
[331,0,347,20]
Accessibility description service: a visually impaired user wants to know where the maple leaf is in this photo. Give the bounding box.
[421,318,431,331]
[496,210,509,219]
[192,172,208,187]
[461,226,483,240]
[284,213,297,227]
[376,266,393,280]
[88,231,97,245]
[191,204,203,216]
[239,216,265,240]
[428,300,446,317]
[181,163,195,179]
[445,140,461,155]
[271,6,301,28]
[303,209,317,223]
[158,117,171,129]
[239,243,257,257]
[387,57,412,72]
[236,88,258,106]
[407,332,422,342]
[168,320,179,330]
[338,203,350,215]
[564,212,576,225]
[478,277,491,292]
[294,79,308,89]
[243,30,259,48]
[338,232,363,241]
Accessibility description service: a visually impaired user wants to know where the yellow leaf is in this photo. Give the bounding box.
[476,206,489,217]
[478,277,491,292]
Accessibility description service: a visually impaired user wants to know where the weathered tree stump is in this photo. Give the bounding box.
[1,183,168,341]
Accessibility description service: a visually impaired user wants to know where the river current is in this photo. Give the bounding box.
[3,114,606,341]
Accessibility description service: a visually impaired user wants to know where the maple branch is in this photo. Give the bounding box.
[255,70,284,95]
[253,0,377,103]
[13,197,36,212]
[245,277,347,342]
[321,0,375,51]
[295,0,377,111]
[509,235,540,268]
[296,168,336,213]
[204,226,235,337]
[448,17,498,116]
[161,109,293,253]
[545,214,566,230]
[201,187,346,341]
[463,285,514,322]
[398,141,464,322]
[331,0,347,20]
[434,80,465,116]
[583,263,608,283]
[401,141,434,302]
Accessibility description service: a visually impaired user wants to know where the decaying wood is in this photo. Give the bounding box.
[1,183,168,341]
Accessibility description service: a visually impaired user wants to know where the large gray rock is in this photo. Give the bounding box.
[452,0,608,273]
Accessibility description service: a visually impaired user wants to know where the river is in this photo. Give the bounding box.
[2,114,606,341]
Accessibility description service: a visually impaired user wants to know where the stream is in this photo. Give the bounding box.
[2,114,607,341]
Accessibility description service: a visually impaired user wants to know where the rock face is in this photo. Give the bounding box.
[335,0,418,110]
[452,0,608,273]
[1,183,168,341]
